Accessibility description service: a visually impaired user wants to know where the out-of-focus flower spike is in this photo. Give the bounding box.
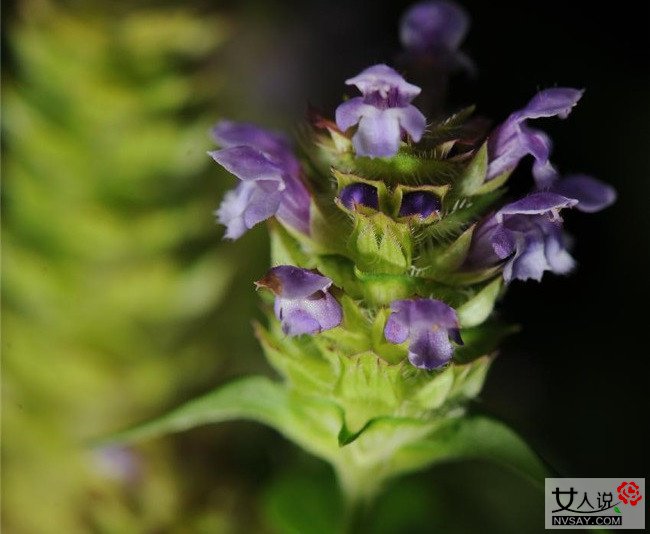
[399,0,472,73]
[400,0,469,53]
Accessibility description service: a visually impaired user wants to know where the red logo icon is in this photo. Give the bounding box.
[617,481,643,506]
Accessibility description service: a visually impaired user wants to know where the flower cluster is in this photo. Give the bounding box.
[210,62,615,373]
[115,0,619,509]
[207,0,616,375]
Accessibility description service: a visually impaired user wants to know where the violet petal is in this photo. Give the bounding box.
[551,174,617,213]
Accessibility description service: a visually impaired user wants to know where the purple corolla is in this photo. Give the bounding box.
[335,64,427,158]
[467,192,581,282]
[384,298,462,370]
[486,88,616,213]
[256,266,342,336]
[210,121,311,239]
[487,88,583,185]
[548,174,616,213]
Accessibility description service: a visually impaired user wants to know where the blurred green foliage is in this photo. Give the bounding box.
[1,1,269,532]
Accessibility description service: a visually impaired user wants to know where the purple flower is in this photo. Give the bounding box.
[486,88,584,185]
[338,183,379,210]
[398,190,441,218]
[212,121,298,172]
[384,298,462,370]
[335,64,427,158]
[548,174,617,213]
[210,121,311,239]
[400,0,468,53]
[467,192,579,282]
[256,266,342,336]
[399,1,471,71]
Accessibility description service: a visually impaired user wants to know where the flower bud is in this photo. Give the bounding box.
[398,190,441,218]
[338,183,379,210]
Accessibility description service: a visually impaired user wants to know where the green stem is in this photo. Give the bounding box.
[343,499,369,534]
[335,461,385,533]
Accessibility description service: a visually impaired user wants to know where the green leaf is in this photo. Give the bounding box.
[437,265,503,287]
[309,196,354,255]
[101,376,343,462]
[456,143,488,197]
[392,416,548,486]
[103,376,288,442]
[403,358,493,411]
[457,277,502,328]
[341,415,439,456]
[413,278,474,308]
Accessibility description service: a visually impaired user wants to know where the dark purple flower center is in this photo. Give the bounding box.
[399,191,441,217]
[339,183,379,210]
[364,87,403,109]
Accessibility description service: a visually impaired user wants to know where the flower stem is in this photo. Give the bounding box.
[335,462,384,532]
